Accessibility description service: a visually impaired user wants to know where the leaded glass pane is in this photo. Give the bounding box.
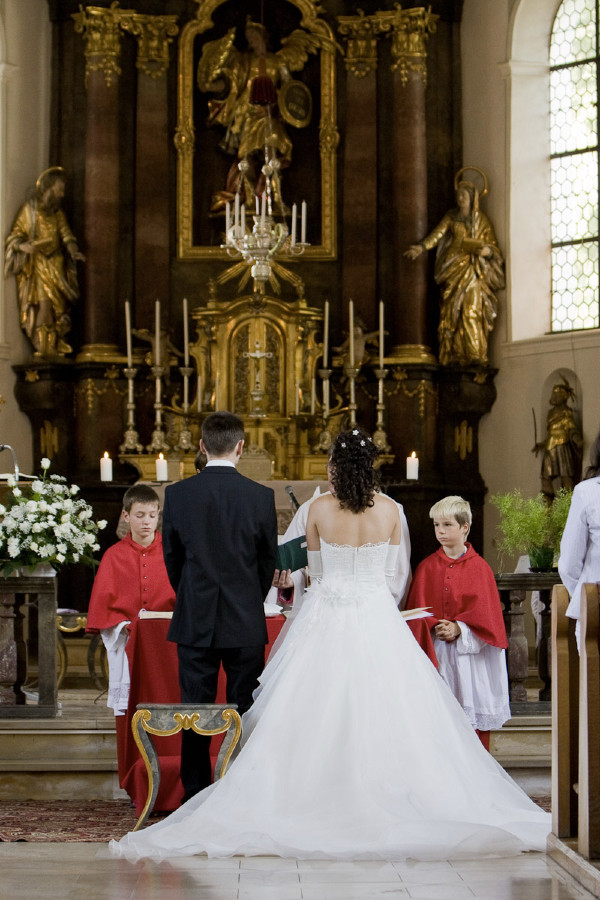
[550,0,596,66]
[550,62,597,154]
[552,242,599,331]
[551,151,598,241]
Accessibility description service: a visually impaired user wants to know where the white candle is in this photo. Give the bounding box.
[379,300,385,368]
[301,200,307,243]
[241,203,246,235]
[124,300,133,367]
[197,376,202,412]
[406,452,419,480]
[183,297,189,367]
[255,196,260,215]
[311,377,316,415]
[348,300,355,367]
[291,203,297,247]
[225,201,231,237]
[234,191,240,232]
[323,300,329,367]
[295,380,300,415]
[154,299,161,367]
[156,453,168,482]
[100,452,113,482]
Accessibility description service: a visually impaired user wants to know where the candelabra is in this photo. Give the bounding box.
[146,365,170,454]
[120,367,143,453]
[175,365,195,452]
[372,367,391,453]
[222,160,309,285]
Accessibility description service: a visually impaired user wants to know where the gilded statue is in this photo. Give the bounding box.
[533,378,583,500]
[197,16,321,213]
[4,167,84,357]
[405,167,505,366]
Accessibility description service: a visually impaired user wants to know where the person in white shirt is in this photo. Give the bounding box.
[558,427,600,649]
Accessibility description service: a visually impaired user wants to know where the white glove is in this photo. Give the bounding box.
[307,550,323,580]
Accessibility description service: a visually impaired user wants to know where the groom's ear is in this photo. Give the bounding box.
[199,439,207,455]
[236,438,244,458]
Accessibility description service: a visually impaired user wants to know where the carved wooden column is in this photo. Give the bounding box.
[73,4,132,360]
[121,13,178,332]
[378,7,437,364]
[337,12,385,331]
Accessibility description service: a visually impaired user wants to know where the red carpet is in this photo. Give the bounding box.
[0,800,167,843]
[0,797,551,842]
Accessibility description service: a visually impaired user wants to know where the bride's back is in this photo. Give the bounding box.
[307,492,400,549]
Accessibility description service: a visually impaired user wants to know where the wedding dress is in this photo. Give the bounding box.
[111,539,550,861]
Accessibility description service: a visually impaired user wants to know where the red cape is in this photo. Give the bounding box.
[86,532,175,632]
[405,544,507,660]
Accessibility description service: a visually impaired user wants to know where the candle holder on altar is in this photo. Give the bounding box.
[175,365,195,451]
[372,367,391,453]
[120,366,144,453]
[318,367,332,421]
[344,365,360,426]
[146,365,169,454]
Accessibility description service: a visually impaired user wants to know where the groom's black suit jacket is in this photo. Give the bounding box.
[163,465,278,649]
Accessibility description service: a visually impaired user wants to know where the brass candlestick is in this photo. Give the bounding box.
[120,366,143,453]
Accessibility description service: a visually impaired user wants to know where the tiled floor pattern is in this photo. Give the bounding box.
[0,844,596,900]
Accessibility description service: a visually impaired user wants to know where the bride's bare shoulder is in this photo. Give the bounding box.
[373,493,398,514]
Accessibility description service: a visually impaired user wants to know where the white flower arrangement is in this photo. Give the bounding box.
[0,458,107,576]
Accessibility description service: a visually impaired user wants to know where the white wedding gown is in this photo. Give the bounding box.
[111,540,550,862]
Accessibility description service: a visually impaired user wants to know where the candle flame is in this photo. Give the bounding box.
[103,452,110,459]
[158,453,164,460]
[411,451,416,458]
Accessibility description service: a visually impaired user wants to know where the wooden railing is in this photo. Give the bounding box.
[551,582,600,859]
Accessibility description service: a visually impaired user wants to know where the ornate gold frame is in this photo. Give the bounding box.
[175,0,338,260]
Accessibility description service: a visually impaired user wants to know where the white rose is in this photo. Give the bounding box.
[31,480,43,492]
[70,485,80,495]
[30,542,38,552]
[41,458,51,470]
[98,520,107,530]
[12,487,21,497]
[32,523,42,533]
[56,553,65,563]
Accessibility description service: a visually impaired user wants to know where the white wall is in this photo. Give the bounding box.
[0,0,51,476]
[461,0,600,571]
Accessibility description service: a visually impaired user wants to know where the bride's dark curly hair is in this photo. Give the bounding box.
[329,427,381,513]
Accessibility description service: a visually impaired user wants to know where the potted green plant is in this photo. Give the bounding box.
[490,487,572,571]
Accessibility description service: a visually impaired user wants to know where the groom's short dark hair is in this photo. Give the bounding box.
[201,411,245,456]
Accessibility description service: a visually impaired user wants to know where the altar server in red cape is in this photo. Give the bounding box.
[86,484,175,775]
[405,495,510,749]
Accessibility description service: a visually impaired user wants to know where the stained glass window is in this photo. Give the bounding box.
[550,0,600,331]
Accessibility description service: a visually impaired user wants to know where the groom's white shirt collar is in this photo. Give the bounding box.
[205,459,236,468]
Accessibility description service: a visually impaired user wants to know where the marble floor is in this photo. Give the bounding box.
[0,844,596,900]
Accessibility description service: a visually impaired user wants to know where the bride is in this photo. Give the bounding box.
[112,428,550,861]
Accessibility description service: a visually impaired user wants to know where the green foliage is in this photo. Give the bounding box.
[490,487,573,567]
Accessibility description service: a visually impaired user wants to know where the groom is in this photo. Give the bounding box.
[162,411,278,801]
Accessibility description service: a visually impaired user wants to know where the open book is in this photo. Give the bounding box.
[400,607,433,621]
[139,610,173,620]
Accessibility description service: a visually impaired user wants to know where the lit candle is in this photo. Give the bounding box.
[406,452,419,480]
[301,200,307,244]
[379,300,385,368]
[311,377,316,416]
[348,300,355,367]
[100,452,113,482]
[323,299,329,368]
[225,201,231,237]
[291,203,297,247]
[156,453,168,482]
[197,376,202,412]
[154,299,161,367]
[183,297,189,367]
[295,380,300,416]
[124,300,133,367]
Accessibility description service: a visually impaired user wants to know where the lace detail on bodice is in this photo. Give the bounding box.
[319,538,390,587]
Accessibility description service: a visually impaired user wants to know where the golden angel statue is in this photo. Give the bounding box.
[405,167,505,367]
[197,16,323,214]
[5,167,85,357]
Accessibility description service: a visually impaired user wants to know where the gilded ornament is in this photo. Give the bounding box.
[120,14,179,79]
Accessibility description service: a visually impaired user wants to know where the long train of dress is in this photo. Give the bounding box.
[111,540,550,861]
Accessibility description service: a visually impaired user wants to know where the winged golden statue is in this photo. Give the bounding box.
[197,16,325,213]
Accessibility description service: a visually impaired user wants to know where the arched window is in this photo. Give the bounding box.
[550,0,599,331]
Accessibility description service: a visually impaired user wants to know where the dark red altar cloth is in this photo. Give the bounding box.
[120,615,286,815]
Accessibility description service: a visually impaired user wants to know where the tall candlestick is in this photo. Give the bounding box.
[323,300,329,367]
[255,196,260,215]
[379,300,385,368]
[155,377,161,405]
[124,300,133,367]
[301,200,307,243]
[348,300,355,367]
[291,203,297,247]
[406,452,419,480]
[183,375,189,411]
[154,300,161,366]
[100,452,112,482]
[156,453,168,482]
[323,379,330,419]
[183,297,189,367]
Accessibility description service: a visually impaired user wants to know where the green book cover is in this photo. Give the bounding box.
[276,535,308,571]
